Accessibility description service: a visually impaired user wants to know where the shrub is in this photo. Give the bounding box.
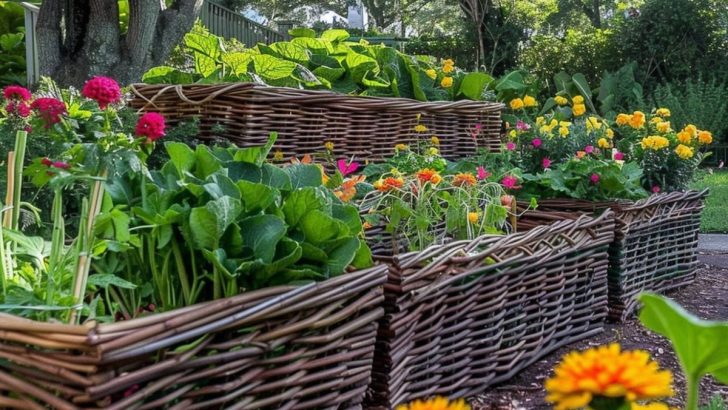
[0,1,27,86]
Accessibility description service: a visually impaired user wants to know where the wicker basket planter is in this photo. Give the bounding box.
[364,211,615,408]
[128,83,504,161]
[0,266,387,409]
[534,189,708,321]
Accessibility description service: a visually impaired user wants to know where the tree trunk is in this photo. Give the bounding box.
[37,0,203,87]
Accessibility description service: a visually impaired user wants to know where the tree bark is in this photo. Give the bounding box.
[36,0,203,87]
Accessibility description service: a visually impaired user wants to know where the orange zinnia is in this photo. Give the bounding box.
[375,176,404,192]
[452,172,477,187]
[416,168,441,184]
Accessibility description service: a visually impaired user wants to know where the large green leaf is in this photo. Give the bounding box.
[496,70,527,91]
[345,52,379,83]
[165,142,196,174]
[221,52,255,75]
[87,274,137,290]
[638,293,728,385]
[288,27,316,38]
[0,32,23,52]
[282,187,325,227]
[252,54,297,80]
[233,132,277,166]
[300,210,345,244]
[269,42,310,65]
[193,145,223,179]
[572,73,598,113]
[261,163,292,190]
[189,197,242,249]
[142,66,195,84]
[321,29,350,42]
[239,214,287,263]
[458,72,494,100]
[324,237,360,274]
[313,65,346,82]
[285,164,323,189]
[236,180,277,213]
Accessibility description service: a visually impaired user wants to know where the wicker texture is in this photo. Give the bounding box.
[0,266,387,409]
[535,189,708,321]
[128,83,504,161]
[365,211,615,408]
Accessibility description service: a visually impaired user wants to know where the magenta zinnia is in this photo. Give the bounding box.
[135,112,166,141]
[82,76,121,109]
[31,98,67,127]
[3,85,31,101]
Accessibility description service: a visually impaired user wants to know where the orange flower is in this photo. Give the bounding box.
[291,153,313,164]
[375,177,404,192]
[334,175,365,202]
[416,168,441,184]
[362,221,372,229]
[452,172,477,187]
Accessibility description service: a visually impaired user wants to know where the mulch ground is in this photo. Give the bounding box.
[470,253,728,410]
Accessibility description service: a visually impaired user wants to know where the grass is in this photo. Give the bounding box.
[690,169,728,232]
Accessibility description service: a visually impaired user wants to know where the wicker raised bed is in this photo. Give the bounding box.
[364,210,615,408]
[128,83,504,161]
[0,266,387,409]
[534,189,708,321]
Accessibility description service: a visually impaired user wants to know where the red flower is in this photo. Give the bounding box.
[52,161,71,169]
[135,112,166,141]
[3,85,31,101]
[31,98,67,127]
[41,157,53,166]
[5,101,31,117]
[81,76,121,109]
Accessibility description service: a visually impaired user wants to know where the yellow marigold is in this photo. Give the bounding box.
[572,104,586,117]
[554,95,568,106]
[655,108,671,118]
[417,168,440,184]
[428,147,439,156]
[442,58,455,67]
[698,130,713,145]
[606,128,614,138]
[452,172,477,187]
[509,129,517,138]
[425,69,437,80]
[536,116,546,126]
[441,76,453,88]
[598,137,611,149]
[559,121,571,127]
[395,143,409,152]
[586,116,602,131]
[616,113,632,126]
[641,135,670,150]
[656,121,670,134]
[510,98,524,110]
[684,124,698,137]
[677,130,692,144]
[545,343,673,410]
[572,95,584,104]
[273,150,284,161]
[324,141,335,151]
[414,124,428,133]
[559,126,569,137]
[630,111,646,129]
[650,117,663,125]
[675,144,694,159]
[467,212,479,224]
[442,64,454,74]
[523,95,538,107]
[396,396,470,410]
[431,136,440,145]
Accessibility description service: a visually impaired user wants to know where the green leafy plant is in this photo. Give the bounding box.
[638,293,728,410]
[0,1,26,87]
[597,62,645,119]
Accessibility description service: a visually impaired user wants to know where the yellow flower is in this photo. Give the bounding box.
[586,116,602,131]
[650,117,663,125]
[572,104,586,117]
[559,126,569,137]
[431,174,443,184]
[395,143,409,151]
[545,343,673,410]
[655,108,671,118]
[698,130,713,145]
[675,144,694,159]
[396,396,470,410]
[554,95,568,106]
[606,128,614,138]
[442,64,454,74]
[510,98,524,110]
[630,111,646,129]
[468,212,479,224]
[425,69,437,80]
[550,119,559,127]
[559,121,572,127]
[572,95,584,104]
[273,150,284,161]
[415,124,428,133]
[684,124,698,137]
[431,136,440,145]
[509,129,517,138]
[324,141,335,151]
[453,172,477,187]
[442,58,455,66]
[656,121,670,134]
[677,130,692,144]
[536,116,545,126]
[598,137,611,149]
[616,113,632,126]
[523,95,538,107]
[632,403,674,410]
[441,76,453,88]
[428,147,439,156]
[641,135,670,150]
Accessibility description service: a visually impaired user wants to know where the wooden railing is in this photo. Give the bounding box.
[200,1,288,46]
[20,2,39,86]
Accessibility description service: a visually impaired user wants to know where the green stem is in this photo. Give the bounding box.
[686,375,699,410]
[11,130,27,231]
[0,206,7,299]
[48,189,64,306]
[171,238,191,305]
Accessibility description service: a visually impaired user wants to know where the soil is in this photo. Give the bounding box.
[470,253,728,410]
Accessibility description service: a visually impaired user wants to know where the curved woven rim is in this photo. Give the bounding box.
[532,189,709,213]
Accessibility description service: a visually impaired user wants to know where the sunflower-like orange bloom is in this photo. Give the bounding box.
[334,175,365,202]
[452,172,477,187]
[374,176,405,192]
[416,168,441,184]
[545,344,673,410]
[395,396,470,410]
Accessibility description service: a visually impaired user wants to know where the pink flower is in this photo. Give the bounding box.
[40,157,52,166]
[613,151,624,161]
[506,141,516,151]
[3,85,31,101]
[532,138,542,148]
[516,120,530,131]
[337,158,359,176]
[5,101,30,117]
[24,125,32,133]
[474,123,482,130]
[135,112,166,141]
[590,173,600,184]
[502,175,519,189]
[52,161,71,169]
[31,98,66,127]
[584,145,594,154]
[477,166,491,180]
[82,76,121,109]
[542,157,551,169]
[652,185,661,193]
